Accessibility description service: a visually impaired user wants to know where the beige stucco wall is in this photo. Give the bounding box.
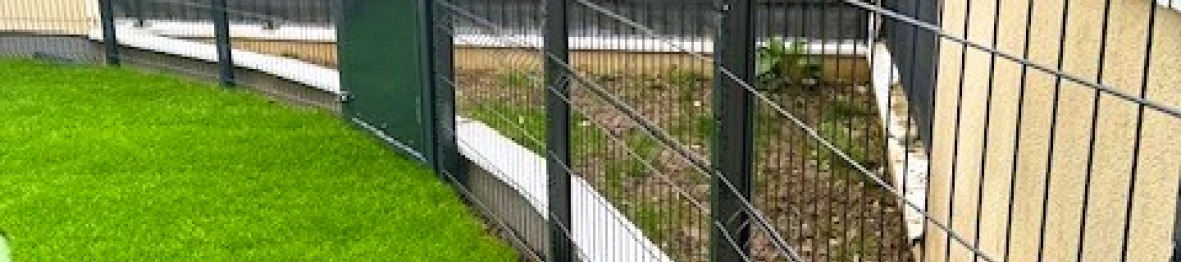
[0,0,97,34]
[926,0,1181,261]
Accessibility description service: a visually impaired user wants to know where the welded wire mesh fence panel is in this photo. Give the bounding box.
[110,0,341,68]
[103,0,217,78]
[435,1,551,259]
[750,1,910,261]
[563,1,717,261]
[222,0,341,68]
[446,0,547,156]
[431,1,926,261]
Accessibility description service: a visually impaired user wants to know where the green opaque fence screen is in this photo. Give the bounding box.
[337,0,431,162]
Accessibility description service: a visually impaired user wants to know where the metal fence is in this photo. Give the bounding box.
[2,1,1179,262]
[431,0,1181,262]
[435,0,909,261]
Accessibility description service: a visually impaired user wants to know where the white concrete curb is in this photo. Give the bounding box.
[87,23,342,95]
[457,118,675,262]
[871,43,928,241]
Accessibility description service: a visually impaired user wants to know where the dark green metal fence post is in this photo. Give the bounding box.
[710,0,756,261]
[545,0,573,260]
[423,0,459,181]
[211,0,235,87]
[98,0,119,66]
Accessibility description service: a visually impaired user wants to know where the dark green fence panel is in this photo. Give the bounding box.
[337,0,431,162]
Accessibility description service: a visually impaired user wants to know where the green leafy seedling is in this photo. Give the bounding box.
[756,37,825,91]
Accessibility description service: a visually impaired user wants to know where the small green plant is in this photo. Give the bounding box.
[817,117,881,187]
[465,101,547,152]
[663,67,710,88]
[756,37,824,91]
[494,68,536,90]
[623,133,662,178]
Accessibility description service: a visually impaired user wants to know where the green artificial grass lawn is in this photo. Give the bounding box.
[0,60,516,261]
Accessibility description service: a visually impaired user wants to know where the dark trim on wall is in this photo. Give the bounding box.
[885,0,941,151]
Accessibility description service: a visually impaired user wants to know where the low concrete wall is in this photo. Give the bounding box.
[460,159,549,259]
